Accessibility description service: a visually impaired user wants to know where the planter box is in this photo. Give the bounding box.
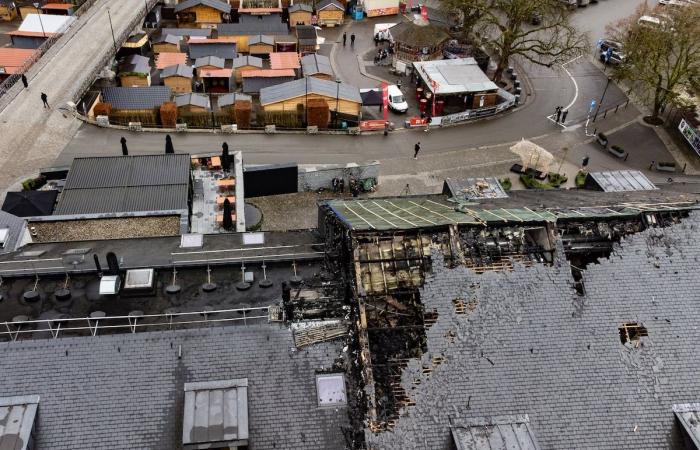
[655,162,676,172]
[597,136,608,148]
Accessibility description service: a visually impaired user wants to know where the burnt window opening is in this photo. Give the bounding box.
[619,322,648,344]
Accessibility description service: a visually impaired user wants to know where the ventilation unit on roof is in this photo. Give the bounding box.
[316,373,347,407]
[180,233,203,248]
[99,275,121,295]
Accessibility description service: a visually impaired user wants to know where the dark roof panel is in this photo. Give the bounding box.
[232,55,263,68]
[2,191,57,217]
[218,92,252,107]
[451,416,541,450]
[175,93,210,108]
[301,53,332,76]
[317,0,344,10]
[119,54,150,75]
[160,28,212,37]
[174,0,230,13]
[194,55,225,69]
[188,42,237,60]
[161,63,193,78]
[102,86,172,110]
[288,3,312,12]
[218,16,288,36]
[260,77,361,105]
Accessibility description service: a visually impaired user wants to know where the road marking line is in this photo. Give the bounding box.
[546,115,567,129]
[561,63,579,111]
[562,55,583,67]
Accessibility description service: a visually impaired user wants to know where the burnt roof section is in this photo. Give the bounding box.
[182,379,249,448]
[102,86,172,110]
[443,177,508,201]
[0,395,40,450]
[451,416,541,450]
[119,54,150,75]
[2,191,57,217]
[367,210,700,448]
[161,63,194,78]
[55,154,190,215]
[188,42,237,60]
[174,0,231,13]
[194,55,225,69]
[218,15,288,35]
[301,53,332,76]
[0,326,350,449]
[175,93,210,109]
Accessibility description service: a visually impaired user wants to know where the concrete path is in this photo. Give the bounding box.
[0,0,149,193]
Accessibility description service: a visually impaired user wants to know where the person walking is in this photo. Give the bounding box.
[649,160,655,170]
[21,74,28,89]
[413,142,421,159]
[40,92,49,108]
[342,32,347,47]
[350,33,355,48]
[120,136,128,156]
[561,109,568,123]
[555,106,562,123]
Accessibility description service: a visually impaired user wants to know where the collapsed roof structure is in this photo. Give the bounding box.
[2,186,700,449]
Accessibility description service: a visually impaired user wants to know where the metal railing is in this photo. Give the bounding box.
[2,306,270,341]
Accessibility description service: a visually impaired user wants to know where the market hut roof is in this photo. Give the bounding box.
[389,21,450,48]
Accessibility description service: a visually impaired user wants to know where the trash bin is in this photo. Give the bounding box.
[353,8,363,20]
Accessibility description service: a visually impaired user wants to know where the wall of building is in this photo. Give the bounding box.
[0,5,18,21]
[194,5,223,23]
[153,42,180,53]
[318,9,343,25]
[120,74,151,87]
[298,161,380,191]
[164,76,192,93]
[248,43,273,55]
[234,65,257,82]
[264,93,360,115]
[289,11,311,26]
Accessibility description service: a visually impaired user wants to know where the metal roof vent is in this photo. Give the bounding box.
[316,373,347,407]
[99,275,121,295]
[124,268,154,289]
[181,233,203,248]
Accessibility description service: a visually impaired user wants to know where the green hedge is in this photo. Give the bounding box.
[500,177,512,191]
[575,170,587,188]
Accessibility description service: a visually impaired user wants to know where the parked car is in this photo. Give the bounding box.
[387,85,408,113]
[601,49,625,65]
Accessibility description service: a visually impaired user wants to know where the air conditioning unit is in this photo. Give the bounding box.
[128,122,142,131]
[176,123,188,132]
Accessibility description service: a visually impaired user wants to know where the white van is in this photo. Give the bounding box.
[387,85,408,113]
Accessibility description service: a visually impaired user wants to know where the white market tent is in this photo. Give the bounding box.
[17,13,75,34]
[413,58,498,95]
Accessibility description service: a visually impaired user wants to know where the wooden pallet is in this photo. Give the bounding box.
[293,323,348,348]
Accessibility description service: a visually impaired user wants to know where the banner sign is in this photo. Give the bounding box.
[381,81,389,121]
[679,118,700,155]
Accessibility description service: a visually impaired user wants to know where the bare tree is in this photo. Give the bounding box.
[609,4,700,121]
[442,0,588,81]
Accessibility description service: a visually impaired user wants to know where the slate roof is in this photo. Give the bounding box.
[1,191,57,217]
[161,63,194,78]
[218,16,288,36]
[54,154,190,215]
[0,326,350,450]
[175,93,210,109]
[296,25,318,46]
[260,77,361,105]
[174,0,231,13]
[188,41,237,60]
[218,92,252,107]
[301,53,332,77]
[154,34,180,45]
[450,416,541,450]
[160,28,212,38]
[366,210,700,449]
[102,86,172,110]
[0,210,26,254]
[288,3,313,12]
[119,54,150,75]
[195,55,226,69]
[317,0,344,10]
[232,55,263,69]
[249,34,275,46]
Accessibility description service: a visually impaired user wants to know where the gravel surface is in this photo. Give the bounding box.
[31,216,181,242]
[248,192,351,231]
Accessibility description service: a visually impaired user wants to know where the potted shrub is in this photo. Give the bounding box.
[500,177,512,191]
[608,144,625,158]
[547,172,568,188]
[597,132,608,148]
[575,170,587,188]
[656,161,676,172]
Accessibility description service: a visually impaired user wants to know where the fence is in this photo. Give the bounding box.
[1,306,271,341]
[438,88,517,126]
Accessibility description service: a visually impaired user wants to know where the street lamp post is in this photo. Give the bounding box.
[107,7,117,54]
[32,3,45,38]
[335,80,341,128]
[304,76,308,126]
[592,76,612,122]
